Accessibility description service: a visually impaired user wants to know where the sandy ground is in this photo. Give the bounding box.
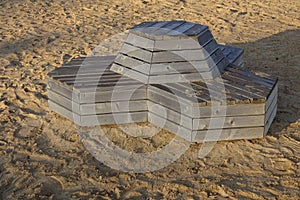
[0,0,300,199]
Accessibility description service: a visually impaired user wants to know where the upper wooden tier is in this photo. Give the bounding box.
[110,21,239,83]
[130,20,209,40]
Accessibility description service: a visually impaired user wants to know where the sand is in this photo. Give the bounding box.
[0,0,300,199]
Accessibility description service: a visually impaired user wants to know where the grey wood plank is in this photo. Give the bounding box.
[114,53,151,75]
[110,63,149,83]
[125,33,155,51]
[151,20,186,36]
[148,85,265,117]
[49,100,148,126]
[168,22,196,36]
[193,114,264,130]
[226,67,275,88]
[48,89,81,114]
[153,29,212,51]
[149,48,226,75]
[184,24,208,36]
[48,100,81,125]
[148,112,192,141]
[265,93,277,123]
[222,70,271,98]
[79,88,147,103]
[191,126,264,142]
[48,78,147,104]
[148,98,265,131]
[148,68,220,84]
[264,103,277,135]
[47,78,80,102]
[151,39,218,63]
[120,43,152,63]
[81,111,148,126]
[130,21,173,39]
[265,82,278,110]
[148,100,193,129]
[48,89,148,115]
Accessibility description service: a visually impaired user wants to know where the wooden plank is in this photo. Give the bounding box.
[130,21,173,39]
[48,89,81,114]
[264,104,277,135]
[193,115,264,130]
[114,53,151,75]
[119,43,152,63]
[148,69,220,84]
[184,24,208,36]
[265,92,277,123]
[49,100,148,126]
[148,84,265,117]
[67,55,116,62]
[265,82,278,110]
[148,100,193,129]
[153,29,212,51]
[47,78,80,102]
[214,77,265,103]
[191,126,264,142]
[221,71,271,98]
[48,78,147,104]
[48,89,148,115]
[125,33,155,51]
[151,39,218,63]
[148,112,192,141]
[81,111,148,126]
[148,98,264,131]
[226,67,275,88]
[168,22,196,36]
[149,48,225,74]
[151,20,187,36]
[48,100,81,125]
[131,21,157,29]
[110,63,149,83]
[149,111,264,142]
[79,88,147,103]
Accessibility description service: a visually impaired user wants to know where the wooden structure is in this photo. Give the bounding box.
[111,21,244,83]
[47,20,277,142]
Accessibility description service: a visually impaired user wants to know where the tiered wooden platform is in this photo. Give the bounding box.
[147,67,278,142]
[47,20,277,142]
[111,21,243,83]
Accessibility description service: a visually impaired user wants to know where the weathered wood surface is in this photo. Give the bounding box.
[148,99,265,130]
[47,78,147,104]
[49,100,148,126]
[147,87,266,118]
[48,89,148,115]
[119,39,219,63]
[148,111,265,142]
[130,21,209,40]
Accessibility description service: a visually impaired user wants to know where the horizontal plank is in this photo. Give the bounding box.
[148,112,192,141]
[193,115,264,130]
[110,63,149,83]
[148,101,193,128]
[153,29,212,51]
[48,89,148,115]
[149,48,226,74]
[152,39,219,63]
[191,126,264,142]
[148,85,265,117]
[148,112,264,142]
[47,78,147,103]
[148,99,264,130]
[114,53,151,75]
[49,100,148,126]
